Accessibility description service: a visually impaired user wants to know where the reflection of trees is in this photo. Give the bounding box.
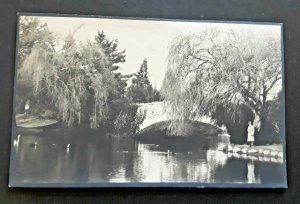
[13,136,77,183]
[131,144,228,182]
[13,135,282,184]
[87,136,136,182]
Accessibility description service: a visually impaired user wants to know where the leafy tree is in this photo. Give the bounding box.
[95,31,126,71]
[150,86,161,102]
[162,27,282,138]
[95,31,128,96]
[18,16,55,70]
[113,104,146,134]
[15,17,56,114]
[18,18,147,133]
[127,59,161,103]
[20,32,119,128]
[257,90,283,144]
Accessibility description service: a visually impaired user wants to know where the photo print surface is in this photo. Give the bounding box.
[9,14,287,188]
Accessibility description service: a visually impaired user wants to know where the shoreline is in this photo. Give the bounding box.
[222,144,284,161]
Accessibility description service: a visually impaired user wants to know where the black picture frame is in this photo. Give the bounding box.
[0,0,299,203]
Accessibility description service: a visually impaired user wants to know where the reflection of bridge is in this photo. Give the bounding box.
[136,101,218,131]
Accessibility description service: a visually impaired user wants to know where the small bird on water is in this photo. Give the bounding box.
[30,141,38,150]
[167,149,176,155]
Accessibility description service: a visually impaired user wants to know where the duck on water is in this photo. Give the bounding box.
[29,141,38,150]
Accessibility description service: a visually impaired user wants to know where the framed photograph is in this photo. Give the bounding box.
[9,13,287,188]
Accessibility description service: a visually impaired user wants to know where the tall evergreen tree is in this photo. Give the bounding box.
[127,59,160,103]
[95,31,128,96]
[95,31,126,71]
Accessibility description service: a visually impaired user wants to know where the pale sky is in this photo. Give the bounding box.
[34,16,282,90]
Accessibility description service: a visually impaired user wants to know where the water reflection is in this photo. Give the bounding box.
[10,130,285,185]
[247,162,260,183]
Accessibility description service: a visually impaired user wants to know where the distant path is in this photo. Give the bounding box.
[16,114,58,128]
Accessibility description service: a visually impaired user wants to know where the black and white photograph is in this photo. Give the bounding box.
[9,14,287,188]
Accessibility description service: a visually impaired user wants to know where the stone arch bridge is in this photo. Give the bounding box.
[136,101,224,132]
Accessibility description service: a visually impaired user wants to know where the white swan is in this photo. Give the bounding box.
[13,134,21,147]
[35,141,38,146]
[66,144,70,153]
[34,141,38,150]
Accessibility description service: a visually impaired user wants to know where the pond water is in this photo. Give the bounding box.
[9,127,286,187]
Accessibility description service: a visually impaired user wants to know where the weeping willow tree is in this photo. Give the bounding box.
[162,26,282,137]
[19,33,119,128]
[18,16,55,69]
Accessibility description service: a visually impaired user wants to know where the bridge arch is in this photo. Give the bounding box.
[136,101,225,134]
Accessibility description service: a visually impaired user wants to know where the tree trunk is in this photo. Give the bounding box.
[248,106,262,132]
[253,111,262,132]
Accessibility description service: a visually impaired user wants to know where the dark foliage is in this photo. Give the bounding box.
[212,96,282,145]
[126,59,161,103]
[113,104,146,134]
[211,104,254,144]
